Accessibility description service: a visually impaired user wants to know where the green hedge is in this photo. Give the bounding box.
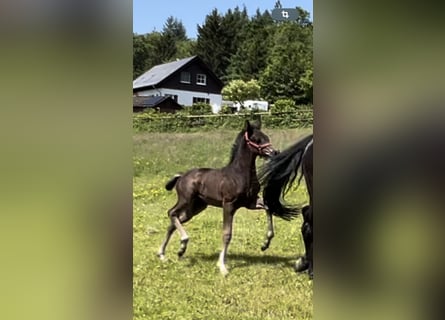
[133,108,313,133]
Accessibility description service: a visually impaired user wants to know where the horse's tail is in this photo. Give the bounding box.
[259,134,313,221]
[165,174,181,191]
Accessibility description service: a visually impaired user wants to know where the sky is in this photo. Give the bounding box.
[133,0,313,39]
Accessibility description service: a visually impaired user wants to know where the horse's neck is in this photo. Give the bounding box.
[229,145,258,177]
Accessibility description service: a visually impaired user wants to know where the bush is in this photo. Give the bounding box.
[183,103,213,115]
[219,105,236,114]
[270,99,298,114]
[133,107,313,133]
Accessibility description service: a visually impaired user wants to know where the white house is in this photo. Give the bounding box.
[133,56,224,113]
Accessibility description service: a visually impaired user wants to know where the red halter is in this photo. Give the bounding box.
[244,132,271,153]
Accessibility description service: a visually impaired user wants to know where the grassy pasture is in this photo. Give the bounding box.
[134,128,313,320]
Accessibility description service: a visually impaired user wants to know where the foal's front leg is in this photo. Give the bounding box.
[246,197,274,251]
[261,210,274,251]
[217,203,236,276]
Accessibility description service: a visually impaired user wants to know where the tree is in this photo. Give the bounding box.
[196,7,249,81]
[162,16,188,42]
[222,79,261,108]
[157,32,177,62]
[196,9,225,78]
[133,16,195,79]
[219,6,249,82]
[141,17,190,72]
[270,98,298,114]
[143,32,165,69]
[298,67,313,103]
[227,9,274,81]
[133,6,313,106]
[259,9,313,104]
[133,34,149,79]
[174,40,197,60]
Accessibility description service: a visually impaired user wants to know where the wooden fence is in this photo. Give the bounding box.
[133,109,313,132]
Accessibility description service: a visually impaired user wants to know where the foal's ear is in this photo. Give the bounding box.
[255,117,262,129]
[244,120,253,136]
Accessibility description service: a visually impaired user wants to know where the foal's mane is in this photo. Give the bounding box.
[228,130,245,164]
[228,122,261,164]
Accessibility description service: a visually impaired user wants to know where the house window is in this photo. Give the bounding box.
[196,73,207,85]
[193,97,210,104]
[180,71,191,83]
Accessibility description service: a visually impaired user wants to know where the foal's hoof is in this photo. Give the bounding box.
[177,238,189,258]
[261,244,269,251]
[157,253,167,261]
[217,261,229,277]
[255,198,268,210]
[177,250,186,258]
[294,257,309,273]
[218,265,229,277]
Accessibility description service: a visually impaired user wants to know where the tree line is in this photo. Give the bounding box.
[133,6,312,105]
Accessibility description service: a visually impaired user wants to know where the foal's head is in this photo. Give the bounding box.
[243,120,277,158]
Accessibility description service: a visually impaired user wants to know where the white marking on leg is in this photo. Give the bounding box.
[173,217,188,240]
[217,250,229,276]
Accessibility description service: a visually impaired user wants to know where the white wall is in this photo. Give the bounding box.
[135,88,222,113]
[233,100,269,112]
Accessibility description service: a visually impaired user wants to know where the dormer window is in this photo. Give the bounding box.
[196,73,207,85]
[180,71,191,84]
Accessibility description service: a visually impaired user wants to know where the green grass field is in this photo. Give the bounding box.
[134,128,313,320]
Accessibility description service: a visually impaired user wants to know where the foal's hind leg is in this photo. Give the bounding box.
[158,222,175,260]
[157,211,191,259]
[157,202,190,260]
[176,200,207,257]
[158,199,207,260]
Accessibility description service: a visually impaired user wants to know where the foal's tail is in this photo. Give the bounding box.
[165,174,181,191]
[259,134,313,221]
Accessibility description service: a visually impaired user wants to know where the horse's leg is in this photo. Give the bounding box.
[158,201,187,260]
[295,205,312,276]
[176,200,207,257]
[158,200,191,259]
[307,231,313,279]
[217,203,235,276]
[245,197,274,251]
[157,211,199,260]
[174,214,190,258]
[298,222,313,279]
[261,210,274,251]
[158,222,175,260]
[304,205,313,279]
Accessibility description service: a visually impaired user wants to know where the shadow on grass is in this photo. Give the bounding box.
[190,252,295,268]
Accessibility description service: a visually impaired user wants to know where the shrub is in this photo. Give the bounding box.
[183,103,213,115]
[133,107,313,133]
[219,105,236,114]
[270,99,298,114]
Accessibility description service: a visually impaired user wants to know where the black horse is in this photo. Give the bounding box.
[259,134,313,278]
[158,120,277,276]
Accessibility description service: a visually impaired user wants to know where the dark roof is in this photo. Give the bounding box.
[133,56,196,90]
[133,56,223,91]
[133,96,166,107]
[133,96,182,109]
